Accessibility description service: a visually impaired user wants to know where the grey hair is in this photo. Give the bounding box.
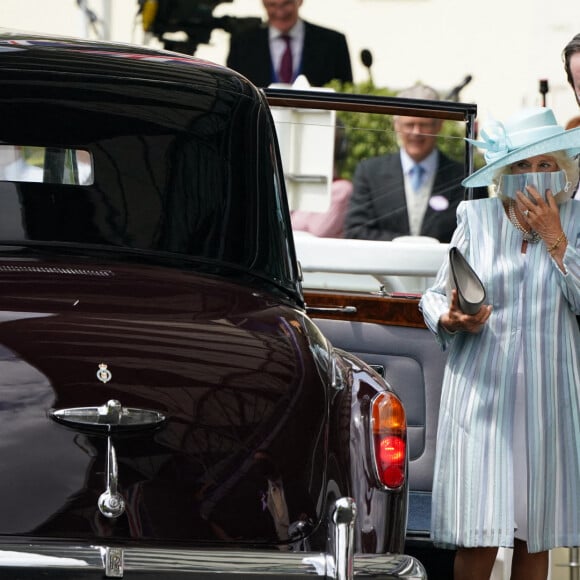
[492,150,580,204]
[393,84,442,133]
[396,83,440,101]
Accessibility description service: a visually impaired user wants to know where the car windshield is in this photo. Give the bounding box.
[0,58,297,294]
[265,89,482,295]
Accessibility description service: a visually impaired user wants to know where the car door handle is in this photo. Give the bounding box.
[306,305,357,314]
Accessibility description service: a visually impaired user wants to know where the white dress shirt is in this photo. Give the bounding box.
[268,20,305,83]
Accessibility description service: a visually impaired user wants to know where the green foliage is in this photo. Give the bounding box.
[325,80,484,180]
[326,80,397,180]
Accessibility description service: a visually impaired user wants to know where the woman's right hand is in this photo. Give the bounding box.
[439,289,492,334]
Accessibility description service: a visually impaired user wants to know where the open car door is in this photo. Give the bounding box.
[265,87,481,580]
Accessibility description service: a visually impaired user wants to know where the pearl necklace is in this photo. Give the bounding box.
[507,200,541,243]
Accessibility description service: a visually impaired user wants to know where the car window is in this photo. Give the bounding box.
[265,89,483,295]
[0,145,94,185]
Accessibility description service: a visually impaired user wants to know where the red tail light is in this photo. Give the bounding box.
[371,392,407,488]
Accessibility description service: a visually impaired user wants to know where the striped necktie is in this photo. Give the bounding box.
[278,35,293,84]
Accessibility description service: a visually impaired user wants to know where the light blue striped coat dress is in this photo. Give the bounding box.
[419,197,580,553]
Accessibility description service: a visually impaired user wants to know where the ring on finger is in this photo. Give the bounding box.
[523,209,530,217]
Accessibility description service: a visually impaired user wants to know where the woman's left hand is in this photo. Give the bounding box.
[439,290,492,334]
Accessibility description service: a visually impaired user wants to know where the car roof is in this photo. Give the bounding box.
[0,30,258,98]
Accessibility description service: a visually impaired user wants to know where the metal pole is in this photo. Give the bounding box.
[539,79,549,108]
[570,547,580,580]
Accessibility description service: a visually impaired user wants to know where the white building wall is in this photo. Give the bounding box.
[2,0,579,127]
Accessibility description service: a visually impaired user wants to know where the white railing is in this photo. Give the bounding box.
[293,233,449,294]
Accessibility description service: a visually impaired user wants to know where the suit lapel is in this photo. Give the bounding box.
[420,154,462,240]
[300,22,322,84]
[256,27,275,85]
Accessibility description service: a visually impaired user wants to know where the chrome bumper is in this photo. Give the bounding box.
[0,498,426,579]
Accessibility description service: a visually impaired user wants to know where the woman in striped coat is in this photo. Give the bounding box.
[419,107,580,580]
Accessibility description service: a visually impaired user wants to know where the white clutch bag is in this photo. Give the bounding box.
[446,247,486,315]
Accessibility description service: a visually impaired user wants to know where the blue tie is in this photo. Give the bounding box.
[410,164,425,192]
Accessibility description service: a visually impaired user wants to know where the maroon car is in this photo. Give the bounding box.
[0,32,425,579]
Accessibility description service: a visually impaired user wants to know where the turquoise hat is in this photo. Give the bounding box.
[462,107,580,187]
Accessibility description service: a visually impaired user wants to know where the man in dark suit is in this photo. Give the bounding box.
[226,0,352,88]
[562,34,580,333]
[344,84,487,243]
[563,33,580,107]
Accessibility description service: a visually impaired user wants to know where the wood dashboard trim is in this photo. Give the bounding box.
[304,290,427,329]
